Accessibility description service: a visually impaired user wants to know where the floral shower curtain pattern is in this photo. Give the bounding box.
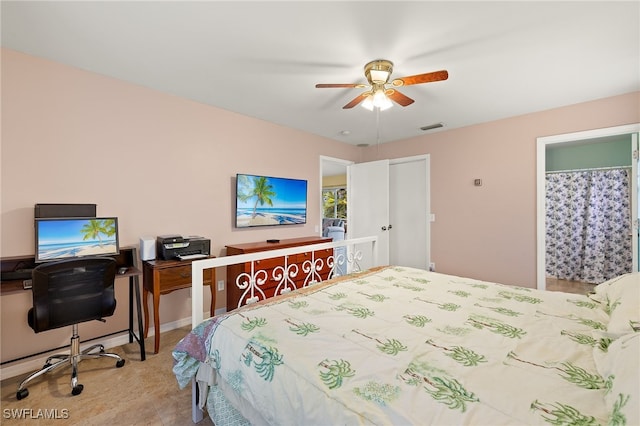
[545,168,632,284]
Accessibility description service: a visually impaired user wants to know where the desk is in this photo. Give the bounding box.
[0,247,147,363]
[142,258,215,353]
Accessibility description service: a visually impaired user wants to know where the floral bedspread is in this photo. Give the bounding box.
[173,266,625,425]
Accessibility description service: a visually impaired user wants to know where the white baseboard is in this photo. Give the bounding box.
[0,309,225,380]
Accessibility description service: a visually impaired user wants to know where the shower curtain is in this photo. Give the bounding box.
[545,168,632,284]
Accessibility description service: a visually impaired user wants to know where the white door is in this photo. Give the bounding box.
[348,156,431,270]
[389,157,429,269]
[348,159,390,269]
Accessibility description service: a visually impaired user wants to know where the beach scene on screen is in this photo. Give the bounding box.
[37,218,118,260]
[236,175,307,227]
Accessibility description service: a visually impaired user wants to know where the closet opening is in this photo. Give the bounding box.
[536,124,640,291]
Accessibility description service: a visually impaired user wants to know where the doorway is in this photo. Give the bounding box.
[536,124,640,291]
[347,155,431,270]
[320,156,353,236]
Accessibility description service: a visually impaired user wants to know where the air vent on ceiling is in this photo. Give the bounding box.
[420,122,444,131]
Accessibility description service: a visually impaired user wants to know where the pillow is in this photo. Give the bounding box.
[593,332,639,425]
[590,273,640,335]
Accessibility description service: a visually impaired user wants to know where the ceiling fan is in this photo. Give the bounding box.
[316,59,448,110]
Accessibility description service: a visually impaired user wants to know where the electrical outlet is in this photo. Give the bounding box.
[217,280,225,291]
[429,262,435,272]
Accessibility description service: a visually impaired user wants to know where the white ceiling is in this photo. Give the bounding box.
[2,1,638,146]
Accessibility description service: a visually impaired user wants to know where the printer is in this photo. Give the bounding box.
[156,235,211,260]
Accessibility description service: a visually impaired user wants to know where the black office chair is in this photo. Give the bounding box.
[16,257,125,400]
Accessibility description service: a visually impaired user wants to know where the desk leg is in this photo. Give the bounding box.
[153,290,161,354]
[143,288,150,339]
[129,278,134,344]
[131,275,146,361]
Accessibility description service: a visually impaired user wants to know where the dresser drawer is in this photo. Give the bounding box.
[292,249,332,263]
[315,248,333,259]
[243,256,285,272]
[156,264,212,293]
[292,251,312,263]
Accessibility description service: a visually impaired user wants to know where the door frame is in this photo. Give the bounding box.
[535,123,640,291]
[319,155,354,235]
[345,154,431,269]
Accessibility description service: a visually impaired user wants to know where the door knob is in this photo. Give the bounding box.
[381,226,387,231]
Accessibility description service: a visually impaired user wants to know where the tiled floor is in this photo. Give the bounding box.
[0,326,213,426]
[546,277,597,295]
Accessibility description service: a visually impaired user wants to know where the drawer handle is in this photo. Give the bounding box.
[180,272,190,278]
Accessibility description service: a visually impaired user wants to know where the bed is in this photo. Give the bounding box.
[173,238,639,425]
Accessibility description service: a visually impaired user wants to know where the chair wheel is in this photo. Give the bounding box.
[116,359,125,368]
[71,384,84,396]
[16,388,29,400]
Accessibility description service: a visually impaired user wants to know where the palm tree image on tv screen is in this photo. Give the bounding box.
[236,174,307,227]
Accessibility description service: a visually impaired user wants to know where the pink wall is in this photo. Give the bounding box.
[0,48,360,363]
[362,92,640,287]
[2,48,638,365]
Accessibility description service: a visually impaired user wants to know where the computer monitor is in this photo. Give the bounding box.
[35,217,119,263]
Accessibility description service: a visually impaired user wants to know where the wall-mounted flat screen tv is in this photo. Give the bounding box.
[235,174,307,228]
[35,217,120,263]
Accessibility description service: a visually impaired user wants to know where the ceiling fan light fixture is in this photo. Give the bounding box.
[360,90,393,111]
[369,69,390,84]
[381,100,393,110]
[316,59,447,111]
[373,89,386,104]
[374,92,393,110]
[361,95,374,111]
[364,59,394,84]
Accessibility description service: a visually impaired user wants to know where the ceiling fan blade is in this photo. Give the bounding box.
[391,70,448,87]
[316,83,367,89]
[385,89,414,107]
[343,93,369,109]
